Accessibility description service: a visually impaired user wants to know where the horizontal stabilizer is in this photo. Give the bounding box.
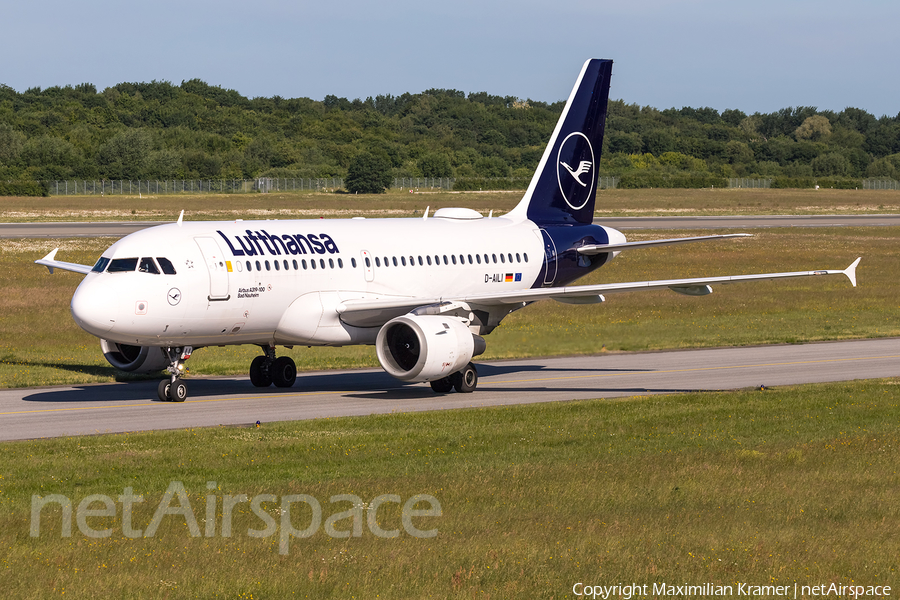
[577,234,752,255]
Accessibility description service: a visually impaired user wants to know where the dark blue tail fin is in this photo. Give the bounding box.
[508,59,613,225]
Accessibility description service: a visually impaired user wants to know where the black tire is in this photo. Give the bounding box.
[452,362,478,393]
[249,356,272,387]
[169,381,188,402]
[157,379,171,402]
[430,377,454,393]
[271,356,297,388]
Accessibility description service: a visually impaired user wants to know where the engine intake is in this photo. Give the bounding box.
[376,315,484,382]
[100,339,169,373]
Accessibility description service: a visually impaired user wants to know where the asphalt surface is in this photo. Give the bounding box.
[2,214,900,238]
[1,338,897,441]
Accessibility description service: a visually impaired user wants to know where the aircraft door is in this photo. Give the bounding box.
[540,228,558,286]
[194,236,231,301]
[360,250,374,282]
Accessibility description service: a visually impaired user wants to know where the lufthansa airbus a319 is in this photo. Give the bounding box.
[36,59,861,402]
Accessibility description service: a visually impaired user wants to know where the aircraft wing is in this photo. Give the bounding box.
[577,233,752,254]
[337,258,861,327]
[35,248,93,275]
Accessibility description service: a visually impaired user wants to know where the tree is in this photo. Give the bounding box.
[795,115,832,142]
[345,152,392,193]
[418,153,452,178]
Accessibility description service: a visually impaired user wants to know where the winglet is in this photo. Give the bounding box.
[177,210,184,227]
[844,257,861,287]
[39,248,60,274]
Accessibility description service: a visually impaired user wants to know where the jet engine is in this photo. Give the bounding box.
[375,315,485,382]
[100,339,169,373]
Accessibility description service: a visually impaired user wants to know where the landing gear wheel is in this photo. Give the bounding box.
[169,381,188,402]
[157,379,171,402]
[451,362,478,393]
[271,356,297,388]
[430,377,454,393]
[249,355,273,387]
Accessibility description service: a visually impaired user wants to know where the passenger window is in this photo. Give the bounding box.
[302,260,308,270]
[284,260,289,270]
[246,261,252,271]
[255,260,261,271]
[392,257,398,267]
[492,254,497,264]
[338,258,344,268]
[442,255,448,265]
[516,253,521,263]
[352,258,357,268]
[293,259,298,270]
[108,258,138,272]
[311,260,316,270]
[451,255,457,265]
[418,256,423,266]
[467,254,473,264]
[320,259,325,269]
[401,256,407,267]
[476,255,481,264]
[92,257,110,273]
[500,254,505,264]
[265,260,271,271]
[426,256,432,266]
[274,260,280,271]
[139,257,159,274]
[375,257,381,267]
[329,258,334,269]
[364,257,370,267]
[524,253,529,263]
[508,253,513,263]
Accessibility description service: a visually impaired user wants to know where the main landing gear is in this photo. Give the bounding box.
[249,346,297,388]
[157,346,192,402]
[429,362,478,394]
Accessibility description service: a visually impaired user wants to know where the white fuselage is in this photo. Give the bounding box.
[71,212,604,349]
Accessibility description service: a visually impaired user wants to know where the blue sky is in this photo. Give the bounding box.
[3,0,898,117]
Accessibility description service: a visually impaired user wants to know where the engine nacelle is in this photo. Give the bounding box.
[375,315,484,382]
[100,339,169,373]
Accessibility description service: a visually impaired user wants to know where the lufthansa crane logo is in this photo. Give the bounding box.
[557,132,595,210]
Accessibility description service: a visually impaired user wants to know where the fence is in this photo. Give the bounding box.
[41,176,617,195]
[862,179,900,190]
[728,178,773,188]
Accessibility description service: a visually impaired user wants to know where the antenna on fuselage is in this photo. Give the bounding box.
[423,206,430,220]
[177,210,184,227]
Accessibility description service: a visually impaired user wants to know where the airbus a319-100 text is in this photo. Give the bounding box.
[36,59,861,402]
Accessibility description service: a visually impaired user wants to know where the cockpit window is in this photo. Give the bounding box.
[156,257,176,275]
[139,257,160,274]
[91,257,110,273]
[107,258,138,272]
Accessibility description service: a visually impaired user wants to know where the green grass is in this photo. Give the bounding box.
[1,227,895,388]
[1,187,899,222]
[1,379,897,597]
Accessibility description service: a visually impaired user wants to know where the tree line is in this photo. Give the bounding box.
[1,78,899,191]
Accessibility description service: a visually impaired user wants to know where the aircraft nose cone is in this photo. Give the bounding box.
[71,277,116,335]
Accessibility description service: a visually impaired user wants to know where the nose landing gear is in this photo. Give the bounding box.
[157,346,193,402]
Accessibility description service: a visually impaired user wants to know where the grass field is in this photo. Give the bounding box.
[1,189,898,597]
[0,187,899,222]
[1,226,895,388]
[1,378,897,597]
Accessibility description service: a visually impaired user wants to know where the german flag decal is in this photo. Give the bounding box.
[505,273,514,282]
